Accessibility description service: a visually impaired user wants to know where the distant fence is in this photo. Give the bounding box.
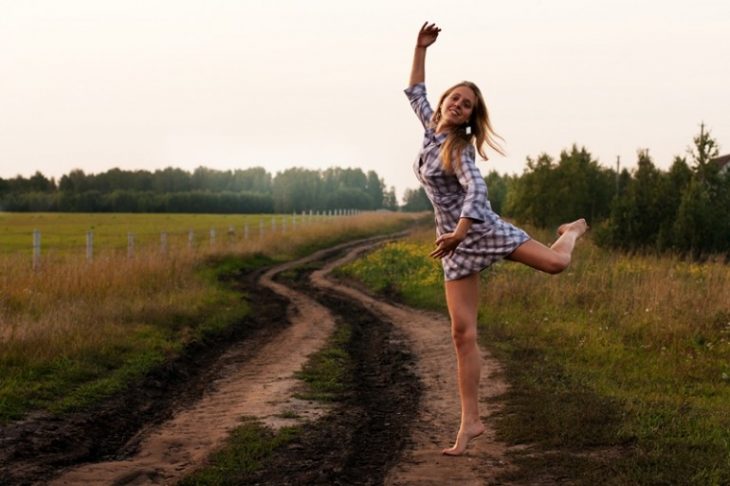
[25,210,361,270]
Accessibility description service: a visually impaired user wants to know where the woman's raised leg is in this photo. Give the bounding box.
[507,219,588,273]
[442,272,485,456]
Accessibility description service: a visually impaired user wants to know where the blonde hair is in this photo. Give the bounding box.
[431,81,505,173]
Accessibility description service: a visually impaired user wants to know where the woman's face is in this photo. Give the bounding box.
[440,86,476,127]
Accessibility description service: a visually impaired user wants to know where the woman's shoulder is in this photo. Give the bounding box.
[404,82,427,98]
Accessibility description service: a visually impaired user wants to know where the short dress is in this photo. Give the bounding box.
[404,82,530,281]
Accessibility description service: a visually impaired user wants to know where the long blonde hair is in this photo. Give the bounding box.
[431,81,505,173]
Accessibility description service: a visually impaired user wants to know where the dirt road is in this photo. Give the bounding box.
[1,234,515,485]
[313,240,516,486]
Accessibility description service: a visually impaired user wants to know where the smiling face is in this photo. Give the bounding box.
[438,85,477,129]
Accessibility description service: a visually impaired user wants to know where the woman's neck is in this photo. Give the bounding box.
[435,120,455,134]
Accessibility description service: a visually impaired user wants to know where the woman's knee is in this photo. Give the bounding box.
[451,320,477,348]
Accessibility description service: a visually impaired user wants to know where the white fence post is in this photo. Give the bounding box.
[128,233,135,258]
[188,229,194,249]
[86,231,94,262]
[32,229,41,270]
[210,228,216,246]
[160,232,168,254]
[244,223,249,240]
[271,216,276,233]
[259,219,264,239]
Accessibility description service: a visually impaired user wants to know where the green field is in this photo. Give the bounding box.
[0,212,325,256]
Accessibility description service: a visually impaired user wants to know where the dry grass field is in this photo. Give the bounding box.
[0,211,418,421]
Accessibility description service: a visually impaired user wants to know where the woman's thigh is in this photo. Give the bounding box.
[444,272,480,332]
[506,239,566,274]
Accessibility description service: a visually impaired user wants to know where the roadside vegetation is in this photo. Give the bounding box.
[337,226,730,485]
[0,211,419,423]
[179,419,300,486]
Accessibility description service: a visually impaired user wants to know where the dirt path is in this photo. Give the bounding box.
[48,239,385,485]
[314,242,517,485]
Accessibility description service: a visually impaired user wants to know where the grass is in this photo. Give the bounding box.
[178,418,299,486]
[0,211,421,422]
[337,226,730,485]
[294,320,353,402]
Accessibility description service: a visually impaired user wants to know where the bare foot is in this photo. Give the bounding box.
[557,218,589,237]
[442,422,485,456]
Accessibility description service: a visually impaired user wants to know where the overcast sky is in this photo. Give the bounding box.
[1,0,728,199]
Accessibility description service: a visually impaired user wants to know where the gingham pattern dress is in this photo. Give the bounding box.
[405,82,530,281]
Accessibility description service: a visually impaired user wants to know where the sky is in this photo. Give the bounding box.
[1,0,729,200]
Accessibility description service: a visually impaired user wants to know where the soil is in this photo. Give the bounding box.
[0,234,517,485]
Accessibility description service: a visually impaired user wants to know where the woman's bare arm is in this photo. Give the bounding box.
[409,22,441,87]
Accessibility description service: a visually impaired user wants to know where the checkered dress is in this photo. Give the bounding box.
[405,82,530,281]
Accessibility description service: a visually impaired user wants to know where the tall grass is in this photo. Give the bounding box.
[0,212,420,421]
[338,227,730,484]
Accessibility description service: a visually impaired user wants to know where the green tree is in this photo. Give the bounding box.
[28,171,56,192]
[688,122,720,184]
[366,170,385,209]
[504,153,558,227]
[59,169,91,193]
[656,157,692,251]
[673,178,713,258]
[382,186,398,211]
[673,124,729,256]
[484,170,509,215]
[401,187,432,212]
[272,168,322,212]
[604,150,663,250]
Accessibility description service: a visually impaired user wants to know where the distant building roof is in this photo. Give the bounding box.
[713,154,730,174]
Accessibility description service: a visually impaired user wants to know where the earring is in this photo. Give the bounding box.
[465,126,472,135]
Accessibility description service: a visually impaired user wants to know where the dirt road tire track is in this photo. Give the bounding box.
[241,245,422,485]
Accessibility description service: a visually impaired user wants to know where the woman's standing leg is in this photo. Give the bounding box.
[442,272,485,456]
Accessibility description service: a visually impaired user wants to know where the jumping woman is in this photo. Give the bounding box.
[405,22,589,456]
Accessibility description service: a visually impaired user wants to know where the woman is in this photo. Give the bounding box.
[405,22,588,456]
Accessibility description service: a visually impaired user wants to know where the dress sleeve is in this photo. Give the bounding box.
[453,145,490,223]
[404,83,434,130]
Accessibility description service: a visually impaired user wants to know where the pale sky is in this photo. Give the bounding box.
[1,0,728,200]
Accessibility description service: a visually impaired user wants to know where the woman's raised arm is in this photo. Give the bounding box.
[409,22,441,87]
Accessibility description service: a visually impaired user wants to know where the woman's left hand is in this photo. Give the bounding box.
[429,232,464,259]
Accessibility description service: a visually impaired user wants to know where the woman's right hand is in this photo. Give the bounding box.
[417,22,441,48]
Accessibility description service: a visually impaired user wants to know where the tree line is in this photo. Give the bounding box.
[0,166,398,214]
[492,125,729,257]
[399,124,729,257]
[3,125,727,256]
